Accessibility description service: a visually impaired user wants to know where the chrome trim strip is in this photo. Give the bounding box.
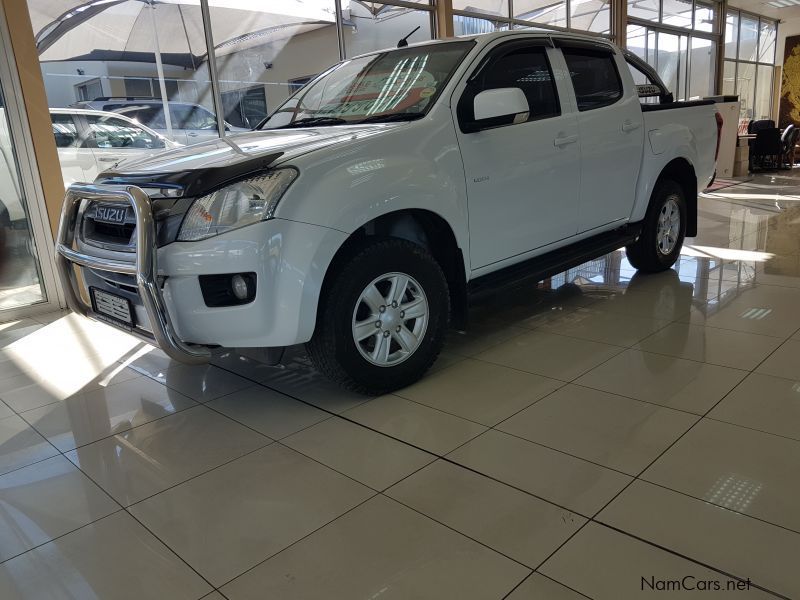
[56,183,211,364]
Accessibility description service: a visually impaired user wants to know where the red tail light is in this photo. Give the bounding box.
[714,112,724,161]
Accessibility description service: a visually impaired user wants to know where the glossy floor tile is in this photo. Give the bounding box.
[20,376,197,452]
[0,455,118,562]
[476,330,623,382]
[386,459,586,567]
[394,358,564,426]
[130,444,373,586]
[0,511,211,600]
[66,405,269,505]
[497,384,698,475]
[642,419,800,532]
[598,480,800,598]
[283,416,435,490]
[4,172,800,598]
[448,429,631,516]
[221,495,529,600]
[636,321,783,370]
[575,348,747,414]
[540,522,773,599]
[708,372,800,440]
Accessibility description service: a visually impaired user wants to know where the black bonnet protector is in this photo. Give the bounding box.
[95,151,284,199]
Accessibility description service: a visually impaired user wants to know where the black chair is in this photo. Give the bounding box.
[780,125,799,168]
[751,128,782,171]
[748,119,776,134]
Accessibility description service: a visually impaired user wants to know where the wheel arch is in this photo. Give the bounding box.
[318,208,469,331]
[655,157,697,237]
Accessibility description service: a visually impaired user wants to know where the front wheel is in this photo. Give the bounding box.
[307,238,449,395]
[625,179,687,273]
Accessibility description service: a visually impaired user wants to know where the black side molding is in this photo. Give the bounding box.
[640,100,716,112]
[468,223,642,304]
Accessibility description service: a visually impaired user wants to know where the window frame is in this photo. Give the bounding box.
[456,39,562,134]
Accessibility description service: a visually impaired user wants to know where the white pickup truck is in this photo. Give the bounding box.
[56,30,720,394]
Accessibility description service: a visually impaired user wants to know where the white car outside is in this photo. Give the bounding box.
[56,30,720,394]
[0,108,179,225]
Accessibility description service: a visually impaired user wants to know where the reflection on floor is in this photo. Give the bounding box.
[1,172,800,598]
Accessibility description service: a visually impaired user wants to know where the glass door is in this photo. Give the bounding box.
[0,10,60,317]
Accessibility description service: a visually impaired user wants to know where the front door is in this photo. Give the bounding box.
[50,113,94,187]
[454,42,581,269]
[560,46,644,233]
[82,114,167,179]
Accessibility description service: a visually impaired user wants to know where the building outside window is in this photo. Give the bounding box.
[626,0,721,102]
[451,0,610,35]
[723,9,777,123]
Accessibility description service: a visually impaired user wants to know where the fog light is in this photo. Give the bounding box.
[231,274,249,300]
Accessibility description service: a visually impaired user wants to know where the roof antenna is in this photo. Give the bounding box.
[397,26,421,48]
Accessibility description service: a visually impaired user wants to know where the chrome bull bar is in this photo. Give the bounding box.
[55,183,211,364]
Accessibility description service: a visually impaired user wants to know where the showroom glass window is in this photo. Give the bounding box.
[27,0,217,148]
[723,9,777,122]
[626,0,720,102]
[452,0,609,35]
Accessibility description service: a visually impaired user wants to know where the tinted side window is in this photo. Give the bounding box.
[103,104,166,129]
[51,113,81,148]
[481,47,559,120]
[562,49,623,111]
[85,115,165,149]
[171,105,216,130]
[459,44,559,130]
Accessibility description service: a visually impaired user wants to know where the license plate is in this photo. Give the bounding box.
[93,204,128,224]
[90,287,134,326]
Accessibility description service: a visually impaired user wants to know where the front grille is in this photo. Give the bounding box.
[91,221,136,244]
[79,196,194,250]
[81,203,137,251]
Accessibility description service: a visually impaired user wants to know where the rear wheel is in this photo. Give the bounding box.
[625,179,686,273]
[307,238,449,394]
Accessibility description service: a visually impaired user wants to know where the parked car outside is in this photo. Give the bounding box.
[0,107,178,227]
[56,30,721,394]
[71,98,248,145]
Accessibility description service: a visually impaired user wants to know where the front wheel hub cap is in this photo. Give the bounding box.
[352,272,429,367]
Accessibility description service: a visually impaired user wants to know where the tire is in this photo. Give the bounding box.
[307,237,450,395]
[625,179,686,273]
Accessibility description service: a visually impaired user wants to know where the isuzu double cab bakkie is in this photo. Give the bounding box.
[56,30,720,394]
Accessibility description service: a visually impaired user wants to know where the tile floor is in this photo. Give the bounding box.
[1,173,800,599]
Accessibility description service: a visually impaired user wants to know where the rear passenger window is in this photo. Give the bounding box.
[562,49,623,111]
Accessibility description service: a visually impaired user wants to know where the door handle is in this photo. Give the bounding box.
[98,157,119,162]
[554,134,578,147]
[187,132,199,137]
[622,120,641,132]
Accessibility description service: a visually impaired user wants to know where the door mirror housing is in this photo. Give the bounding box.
[473,87,529,122]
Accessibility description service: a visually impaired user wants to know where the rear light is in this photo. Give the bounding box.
[714,112,724,161]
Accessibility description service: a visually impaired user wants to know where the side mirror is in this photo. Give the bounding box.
[473,87,529,122]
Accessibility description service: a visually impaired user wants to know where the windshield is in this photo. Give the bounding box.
[261,41,474,129]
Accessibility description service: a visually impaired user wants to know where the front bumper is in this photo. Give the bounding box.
[55,184,211,364]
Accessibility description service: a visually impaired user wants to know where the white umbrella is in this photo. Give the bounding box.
[29,0,337,137]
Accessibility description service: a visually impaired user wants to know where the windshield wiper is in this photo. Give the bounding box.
[277,116,349,129]
[358,112,425,124]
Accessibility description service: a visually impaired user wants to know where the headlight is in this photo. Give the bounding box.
[177,168,297,241]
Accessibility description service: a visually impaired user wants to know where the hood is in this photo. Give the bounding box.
[97,125,397,197]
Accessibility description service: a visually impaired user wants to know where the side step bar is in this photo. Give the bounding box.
[468,223,642,304]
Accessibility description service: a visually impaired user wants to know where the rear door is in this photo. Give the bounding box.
[50,112,94,187]
[558,43,644,233]
[454,40,581,269]
[171,104,219,145]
